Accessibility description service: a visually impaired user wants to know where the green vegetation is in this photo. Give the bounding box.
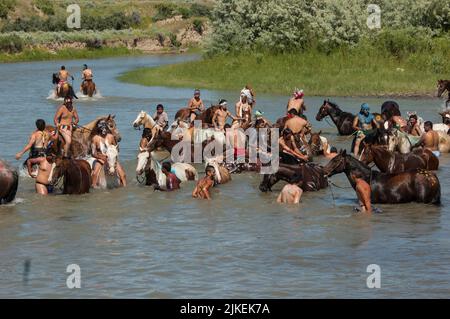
[0,46,141,63]
[119,36,450,96]
[0,0,16,19]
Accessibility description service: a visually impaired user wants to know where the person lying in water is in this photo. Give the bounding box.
[351,170,372,214]
[192,166,215,200]
[154,162,181,192]
[277,183,303,204]
[413,121,440,157]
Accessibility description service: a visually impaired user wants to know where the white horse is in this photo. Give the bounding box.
[388,129,450,154]
[86,143,119,189]
[204,155,231,185]
[136,151,198,186]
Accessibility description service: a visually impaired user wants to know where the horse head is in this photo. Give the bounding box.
[437,80,448,98]
[308,130,323,155]
[136,151,150,176]
[132,111,147,129]
[259,173,278,192]
[105,115,121,143]
[316,100,336,121]
[51,157,66,185]
[323,149,347,177]
[106,144,118,175]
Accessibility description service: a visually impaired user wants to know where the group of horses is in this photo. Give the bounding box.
[52,73,97,98]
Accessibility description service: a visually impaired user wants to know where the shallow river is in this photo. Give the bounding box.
[0,55,449,298]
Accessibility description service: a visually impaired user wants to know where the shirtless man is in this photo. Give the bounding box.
[139,128,152,152]
[91,121,127,187]
[254,110,271,127]
[188,89,205,123]
[279,128,309,164]
[28,153,55,195]
[406,113,422,136]
[235,93,252,125]
[57,65,73,95]
[192,166,216,200]
[153,104,169,131]
[413,121,440,156]
[154,162,181,192]
[287,89,305,115]
[16,119,52,176]
[80,64,93,92]
[351,170,372,214]
[54,96,79,158]
[284,109,309,137]
[212,100,240,131]
[277,183,303,204]
[352,103,379,155]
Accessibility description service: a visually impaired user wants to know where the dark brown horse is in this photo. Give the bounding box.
[323,150,440,205]
[360,145,439,173]
[51,158,92,194]
[175,105,220,126]
[52,73,77,98]
[437,79,450,107]
[380,100,401,121]
[259,163,328,192]
[0,159,19,204]
[81,80,96,97]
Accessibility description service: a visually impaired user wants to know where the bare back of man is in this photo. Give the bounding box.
[422,131,440,151]
[192,176,214,199]
[284,116,308,135]
[277,184,303,204]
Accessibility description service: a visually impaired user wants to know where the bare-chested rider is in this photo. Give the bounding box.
[212,100,240,131]
[188,89,205,123]
[279,128,309,163]
[352,103,379,155]
[287,89,306,115]
[16,119,54,176]
[54,96,79,158]
[57,65,74,95]
[192,166,216,200]
[277,183,303,204]
[80,64,93,92]
[413,121,440,156]
[91,121,127,187]
[235,93,252,125]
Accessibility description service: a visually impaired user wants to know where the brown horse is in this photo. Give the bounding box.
[437,79,450,107]
[174,105,220,126]
[81,80,96,97]
[51,158,91,194]
[323,150,441,205]
[0,159,19,204]
[308,131,324,156]
[259,163,328,192]
[53,73,76,98]
[361,145,439,173]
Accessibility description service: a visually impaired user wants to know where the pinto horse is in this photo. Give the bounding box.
[174,105,220,126]
[259,163,328,192]
[323,150,441,205]
[51,158,91,194]
[360,145,439,173]
[0,159,19,204]
[437,79,450,107]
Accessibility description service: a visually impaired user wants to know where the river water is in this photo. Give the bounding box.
[0,55,449,298]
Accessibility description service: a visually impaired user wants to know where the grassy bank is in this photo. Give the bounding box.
[118,47,450,97]
[0,47,144,63]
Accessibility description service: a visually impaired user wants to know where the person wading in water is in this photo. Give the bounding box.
[413,121,441,157]
[54,96,79,158]
[352,103,379,155]
[192,166,216,200]
[16,119,56,177]
[154,162,181,192]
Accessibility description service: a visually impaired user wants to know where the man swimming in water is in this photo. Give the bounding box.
[192,166,215,200]
[154,162,181,192]
[188,89,205,123]
[16,119,52,176]
[352,103,379,155]
[413,121,440,156]
[54,96,79,158]
[277,183,303,204]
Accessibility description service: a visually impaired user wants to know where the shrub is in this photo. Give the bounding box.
[0,0,16,19]
[0,35,24,53]
[33,0,54,16]
[192,19,204,35]
[190,4,211,18]
[169,33,181,48]
[152,3,177,22]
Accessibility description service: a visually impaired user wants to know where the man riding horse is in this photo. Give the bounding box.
[80,64,96,97]
[353,103,379,155]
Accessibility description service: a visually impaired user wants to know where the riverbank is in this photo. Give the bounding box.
[118,48,450,97]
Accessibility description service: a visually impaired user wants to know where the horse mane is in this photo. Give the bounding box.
[327,100,341,110]
[345,153,371,172]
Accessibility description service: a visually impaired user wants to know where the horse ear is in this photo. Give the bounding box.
[318,130,322,135]
[342,149,347,156]
[112,114,116,119]
[106,114,111,120]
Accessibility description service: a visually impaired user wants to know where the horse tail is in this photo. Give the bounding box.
[431,180,441,205]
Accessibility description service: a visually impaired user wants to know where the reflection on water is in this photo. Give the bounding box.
[0,55,449,298]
